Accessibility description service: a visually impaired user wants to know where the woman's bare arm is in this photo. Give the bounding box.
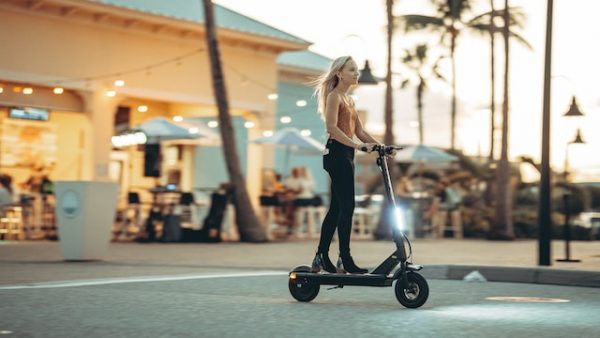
[355,114,380,144]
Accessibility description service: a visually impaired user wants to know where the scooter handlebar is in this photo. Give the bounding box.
[371,144,403,155]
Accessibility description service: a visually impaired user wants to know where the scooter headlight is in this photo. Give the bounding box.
[394,206,405,231]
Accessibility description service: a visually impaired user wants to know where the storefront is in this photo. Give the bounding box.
[0,0,310,211]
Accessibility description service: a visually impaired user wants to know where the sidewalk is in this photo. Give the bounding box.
[1,239,599,287]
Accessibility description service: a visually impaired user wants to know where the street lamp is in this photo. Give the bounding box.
[563,128,586,180]
[563,96,585,117]
[358,60,379,85]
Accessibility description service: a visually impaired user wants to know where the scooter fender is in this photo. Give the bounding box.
[392,264,424,288]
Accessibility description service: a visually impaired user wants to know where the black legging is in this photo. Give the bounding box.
[318,138,355,256]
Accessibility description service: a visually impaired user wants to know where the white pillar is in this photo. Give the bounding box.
[79,88,119,181]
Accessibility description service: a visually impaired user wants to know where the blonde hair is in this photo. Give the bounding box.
[311,56,353,119]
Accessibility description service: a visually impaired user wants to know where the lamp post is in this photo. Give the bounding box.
[563,128,586,181]
[538,0,554,266]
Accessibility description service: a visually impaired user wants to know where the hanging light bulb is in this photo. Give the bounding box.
[53,87,64,94]
[296,100,307,107]
[137,105,148,113]
[280,116,292,124]
[267,93,278,100]
[244,121,255,128]
[114,80,125,87]
[207,121,219,128]
[300,129,312,136]
[23,87,33,95]
[263,130,273,137]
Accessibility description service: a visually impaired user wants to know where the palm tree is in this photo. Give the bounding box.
[383,0,395,146]
[397,0,529,150]
[488,0,496,162]
[201,0,267,242]
[374,0,396,240]
[489,0,513,240]
[399,44,446,144]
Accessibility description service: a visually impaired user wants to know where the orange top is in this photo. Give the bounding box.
[337,102,357,138]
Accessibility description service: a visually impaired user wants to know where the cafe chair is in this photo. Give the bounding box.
[0,205,25,240]
[115,192,144,240]
[177,192,197,227]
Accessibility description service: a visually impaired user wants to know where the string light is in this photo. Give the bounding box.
[23,87,33,95]
[300,129,312,136]
[53,87,64,94]
[263,130,273,137]
[208,121,219,128]
[173,115,183,122]
[137,105,148,113]
[106,90,116,97]
[0,86,4,94]
[280,116,292,124]
[244,121,255,128]
[267,93,278,100]
[188,127,199,134]
[296,100,307,107]
[114,79,125,87]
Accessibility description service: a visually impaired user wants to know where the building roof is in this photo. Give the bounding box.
[88,0,310,45]
[277,50,332,73]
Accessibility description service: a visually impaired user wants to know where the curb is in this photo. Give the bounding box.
[420,265,600,288]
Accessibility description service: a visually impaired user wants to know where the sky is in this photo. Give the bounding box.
[214,0,600,182]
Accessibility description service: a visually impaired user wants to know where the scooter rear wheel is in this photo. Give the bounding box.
[395,272,429,308]
[288,265,320,302]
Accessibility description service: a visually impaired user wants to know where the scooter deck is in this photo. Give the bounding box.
[291,272,394,287]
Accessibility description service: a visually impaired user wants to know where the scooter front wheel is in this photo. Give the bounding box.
[395,272,429,308]
[288,265,320,302]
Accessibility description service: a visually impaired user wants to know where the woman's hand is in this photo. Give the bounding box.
[357,143,378,153]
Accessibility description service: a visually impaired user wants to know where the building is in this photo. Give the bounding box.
[0,0,318,207]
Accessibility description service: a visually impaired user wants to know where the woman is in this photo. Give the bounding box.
[311,56,382,274]
[0,174,14,206]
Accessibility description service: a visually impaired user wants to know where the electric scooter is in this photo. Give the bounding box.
[288,144,429,308]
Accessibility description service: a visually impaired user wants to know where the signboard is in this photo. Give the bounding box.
[9,107,49,121]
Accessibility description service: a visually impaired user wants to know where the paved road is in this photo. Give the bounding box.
[1,270,598,338]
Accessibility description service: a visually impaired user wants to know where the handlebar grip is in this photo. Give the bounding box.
[360,145,369,152]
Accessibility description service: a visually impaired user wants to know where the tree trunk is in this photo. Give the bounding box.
[489,0,496,162]
[417,79,424,144]
[490,0,514,240]
[450,31,457,150]
[375,0,396,240]
[202,0,267,242]
[484,0,497,206]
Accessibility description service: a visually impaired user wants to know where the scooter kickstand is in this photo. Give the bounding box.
[327,285,344,290]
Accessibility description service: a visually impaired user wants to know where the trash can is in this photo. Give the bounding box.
[55,181,119,261]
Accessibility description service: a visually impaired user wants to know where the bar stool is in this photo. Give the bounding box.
[259,195,280,238]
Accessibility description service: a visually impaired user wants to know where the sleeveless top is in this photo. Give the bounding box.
[337,101,357,138]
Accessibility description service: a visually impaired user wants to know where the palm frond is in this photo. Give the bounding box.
[468,24,532,50]
[395,15,445,33]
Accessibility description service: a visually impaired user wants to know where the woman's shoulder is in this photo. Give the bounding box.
[326,91,343,104]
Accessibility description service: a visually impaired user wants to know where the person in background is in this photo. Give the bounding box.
[0,174,15,206]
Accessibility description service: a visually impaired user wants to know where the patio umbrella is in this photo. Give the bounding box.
[250,127,324,174]
[136,117,217,143]
[394,144,458,163]
[394,144,458,189]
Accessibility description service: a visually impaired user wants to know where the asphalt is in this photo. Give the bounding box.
[1,238,599,288]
